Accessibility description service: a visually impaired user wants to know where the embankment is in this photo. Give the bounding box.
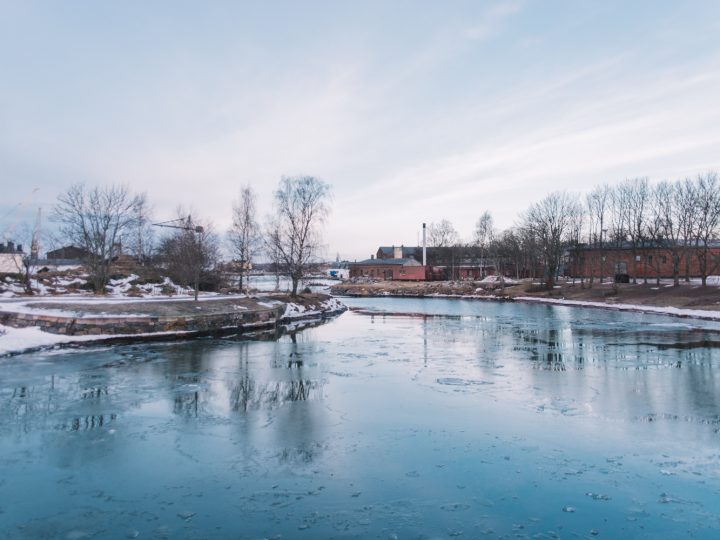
[0,294,346,337]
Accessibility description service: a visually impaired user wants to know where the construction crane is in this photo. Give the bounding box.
[152,215,205,301]
[152,215,205,235]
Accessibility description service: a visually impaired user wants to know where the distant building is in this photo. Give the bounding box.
[376,246,423,261]
[0,241,24,273]
[567,241,720,280]
[349,257,427,281]
[375,245,492,280]
[46,245,90,262]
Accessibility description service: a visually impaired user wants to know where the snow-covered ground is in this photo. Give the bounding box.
[282,296,346,319]
[515,296,720,321]
[1,272,196,298]
[0,324,106,356]
[0,324,207,357]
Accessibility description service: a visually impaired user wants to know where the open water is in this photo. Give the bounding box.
[1,297,720,539]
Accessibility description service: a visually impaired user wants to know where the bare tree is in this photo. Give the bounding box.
[494,229,522,279]
[266,176,331,296]
[473,211,494,277]
[676,177,698,282]
[522,192,581,287]
[586,184,611,284]
[229,185,261,292]
[653,181,684,286]
[610,184,631,244]
[567,202,586,286]
[125,194,154,265]
[52,183,145,292]
[620,178,650,283]
[646,185,667,286]
[156,214,219,299]
[7,224,35,294]
[692,172,720,285]
[427,219,459,247]
[264,217,283,291]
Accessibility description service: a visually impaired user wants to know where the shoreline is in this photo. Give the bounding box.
[337,291,720,321]
[0,293,346,357]
[331,280,720,322]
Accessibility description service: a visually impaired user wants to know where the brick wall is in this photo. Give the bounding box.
[568,246,720,279]
[350,264,427,281]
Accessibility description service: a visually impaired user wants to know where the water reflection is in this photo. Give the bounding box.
[229,378,321,412]
[2,298,720,539]
[58,413,117,432]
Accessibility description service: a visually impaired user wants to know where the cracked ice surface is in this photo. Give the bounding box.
[1,297,720,539]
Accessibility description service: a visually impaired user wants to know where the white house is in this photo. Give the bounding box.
[0,241,24,273]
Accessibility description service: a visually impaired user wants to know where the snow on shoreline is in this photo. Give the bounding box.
[336,290,720,321]
[514,296,720,321]
[0,296,348,357]
[0,324,109,356]
[282,297,346,319]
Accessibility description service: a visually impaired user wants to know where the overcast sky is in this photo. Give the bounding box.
[2,1,720,260]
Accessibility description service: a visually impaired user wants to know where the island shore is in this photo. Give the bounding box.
[331,279,720,321]
[0,293,346,356]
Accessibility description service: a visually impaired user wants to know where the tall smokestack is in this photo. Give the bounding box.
[422,223,427,266]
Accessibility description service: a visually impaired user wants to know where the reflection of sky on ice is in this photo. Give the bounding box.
[1,297,720,538]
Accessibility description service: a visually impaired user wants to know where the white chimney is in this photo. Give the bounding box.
[422,223,427,266]
[393,245,402,259]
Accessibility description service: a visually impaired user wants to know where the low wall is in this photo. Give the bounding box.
[0,305,285,336]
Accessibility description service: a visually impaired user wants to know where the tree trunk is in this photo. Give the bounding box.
[291,275,300,296]
[698,249,708,286]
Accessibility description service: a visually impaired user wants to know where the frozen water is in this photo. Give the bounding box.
[1,297,720,538]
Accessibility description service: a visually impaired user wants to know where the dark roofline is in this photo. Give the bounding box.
[569,239,720,251]
[351,258,421,266]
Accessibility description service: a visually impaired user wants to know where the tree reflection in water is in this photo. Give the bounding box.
[229,331,322,413]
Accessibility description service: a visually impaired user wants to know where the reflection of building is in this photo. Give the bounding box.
[0,241,23,273]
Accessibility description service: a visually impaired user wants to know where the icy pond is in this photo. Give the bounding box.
[2,297,720,539]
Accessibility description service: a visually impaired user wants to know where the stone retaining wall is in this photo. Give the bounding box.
[0,305,285,336]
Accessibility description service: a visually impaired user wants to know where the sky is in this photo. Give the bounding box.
[2,0,720,261]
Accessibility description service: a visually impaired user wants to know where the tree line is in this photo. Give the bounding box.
[425,171,720,287]
[48,176,331,296]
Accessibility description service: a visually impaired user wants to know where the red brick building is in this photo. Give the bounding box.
[375,245,490,280]
[567,242,720,280]
[349,257,428,281]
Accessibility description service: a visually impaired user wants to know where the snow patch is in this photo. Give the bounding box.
[515,296,720,321]
[0,324,97,356]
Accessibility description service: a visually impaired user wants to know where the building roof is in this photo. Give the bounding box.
[377,246,421,256]
[351,258,422,266]
[46,245,90,257]
[569,239,720,251]
[0,241,23,254]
